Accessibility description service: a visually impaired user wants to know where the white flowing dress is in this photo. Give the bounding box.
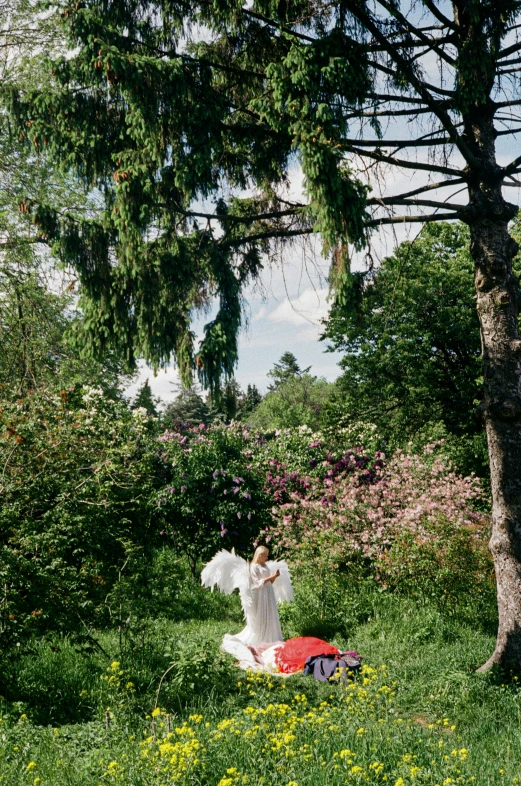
[234,563,284,645]
[200,549,293,665]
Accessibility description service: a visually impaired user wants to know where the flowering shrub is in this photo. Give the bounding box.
[263,447,492,611]
[155,425,273,571]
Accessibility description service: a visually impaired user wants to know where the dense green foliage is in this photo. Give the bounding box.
[2,0,371,388]
[0,388,159,652]
[323,223,510,475]
[247,352,332,430]
[163,385,211,428]
[155,425,273,572]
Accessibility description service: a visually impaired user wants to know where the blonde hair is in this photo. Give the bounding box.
[252,545,269,564]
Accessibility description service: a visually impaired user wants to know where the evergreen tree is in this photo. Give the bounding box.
[251,355,331,430]
[267,352,311,392]
[206,378,242,423]
[163,386,210,429]
[237,384,263,421]
[131,378,158,416]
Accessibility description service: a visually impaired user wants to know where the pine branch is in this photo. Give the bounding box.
[343,144,463,177]
[345,125,521,149]
[419,0,456,30]
[367,59,455,97]
[224,227,313,246]
[346,105,440,118]
[368,197,463,211]
[171,207,305,224]
[368,93,431,104]
[366,212,459,227]
[499,39,521,59]
[345,2,477,167]
[378,177,466,201]
[375,0,456,66]
[503,153,521,176]
[495,97,521,108]
[342,135,452,147]
[241,8,315,43]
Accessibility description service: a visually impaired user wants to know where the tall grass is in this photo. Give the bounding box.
[1,565,520,786]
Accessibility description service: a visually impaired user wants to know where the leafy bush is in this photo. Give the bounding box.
[114,548,242,623]
[155,425,273,571]
[264,446,492,614]
[0,386,159,649]
[159,631,237,709]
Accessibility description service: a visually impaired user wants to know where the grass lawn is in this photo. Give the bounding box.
[1,593,520,786]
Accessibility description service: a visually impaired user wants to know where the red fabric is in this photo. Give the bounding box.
[275,637,340,674]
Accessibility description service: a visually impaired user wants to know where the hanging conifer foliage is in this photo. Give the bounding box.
[4,0,370,391]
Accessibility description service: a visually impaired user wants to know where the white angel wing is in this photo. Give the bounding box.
[200,549,253,615]
[267,560,294,603]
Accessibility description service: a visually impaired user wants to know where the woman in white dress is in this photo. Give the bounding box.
[201,545,293,654]
[236,545,283,645]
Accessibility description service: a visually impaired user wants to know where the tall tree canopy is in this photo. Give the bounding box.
[5,0,521,667]
[324,222,507,475]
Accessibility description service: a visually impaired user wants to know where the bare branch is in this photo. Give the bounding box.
[367,59,455,96]
[241,8,315,42]
[366,212,459,227]
[379,177,467,201]
[503,153,521,176]
[170,207,305,224]
[342,135,452,147]
[345,4,476,166]
[498,67,521,75]
[419,0,456,30]
[346,105,439,118]
[499,39,521,59]
[374,0,456,65]
[368,197,463,211]
[368,93,431,104]
[343,144,463,177]
[495,97,521,108]
[225,227,313,247]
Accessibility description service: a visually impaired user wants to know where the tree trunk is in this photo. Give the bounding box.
[468,208,521,670]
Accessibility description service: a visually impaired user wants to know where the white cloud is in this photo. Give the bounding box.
[267,286,330,327]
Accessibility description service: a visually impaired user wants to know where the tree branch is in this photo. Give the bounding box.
[347,3,477,166]
[379,177,466,201]
[418,0,456,30]
[499,39,521,59]
[365,212,459,227]
[241,8,315,43]
[171,207,305,224]
[503,153,521,176]
[375,0,456,65]
[346,105,439,118]
[368,197,463,211]
[342,135,452,147]
[367,59,455,96]
[224,227,313,247]
[343,144,463,177]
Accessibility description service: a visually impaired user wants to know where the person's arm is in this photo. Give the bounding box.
[264,569,280,585]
